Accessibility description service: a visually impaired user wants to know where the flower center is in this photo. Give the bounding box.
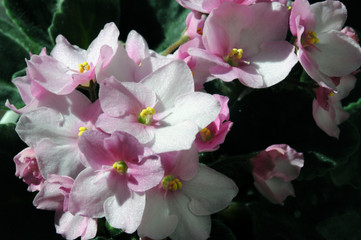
[224,48,244,66]
[78,126,88,137]
[112,161,128,174]
[138,107,156,125]
[302,31,319,47]
[162,175,182,191]
[199,127,213,142]
[78,62,91,73]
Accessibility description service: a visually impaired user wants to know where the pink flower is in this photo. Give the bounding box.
[96,60,221,153]
[313,74,356,138]
[175,37,216,90]
[137,145,238,240]
[15,92,102,179]
[188,2,298,88]
[5,48,70,115]
[195,94,233,152]
[96,30,175,84]
[290,0,361,89]
[26,22,119,95]
[33,174,97,240]
[251,144,304,205]
[176,0,256,13]
[185,11,207,39]
[69,130,164,233]
[13,147,44,192]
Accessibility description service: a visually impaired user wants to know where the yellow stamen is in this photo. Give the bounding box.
[199,127,213,142]
[328,91,335,97]
[197,27,203,35]
[302,31,319,47]
[229,48,243,60]
[162,175,182,191]
[78,127,88,137]
[112,161,128,174]
[138,107,156,125]
[78,62,91,73]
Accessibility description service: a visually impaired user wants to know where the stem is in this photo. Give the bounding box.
[161,29,189,56]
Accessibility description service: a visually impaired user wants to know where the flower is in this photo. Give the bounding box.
[195,94,233,152]
[251,144,304,205]
[15,92,102,179]
[96,30,175,84]
[13,147,44,192]
[188,1,298,88]
[69,130,164,233]
[26,22,119,95]
[33,174,97,240]
[290,0,361,89]
[137,145,238,240]
[175,0,256,13]
[96,60,221,153]
[312,74,357,138]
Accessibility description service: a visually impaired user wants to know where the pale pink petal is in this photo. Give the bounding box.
[51,35,87,69]
[151,121,199,153]
[170,144,200,181]
[249,41,298,88]
[33,174,73,210]
[162,92,220,129]
[140,60,194,111]
[69,168,113,218]
[289,0,316,36]
[203,2,253,56]
[176,0,205,12]
[96,114,155,145]
[254,175,295,205]
[168,192,211,240]
[312,0,347,33]
[104,191,145,233]
[86,22,119,63]
[99,77,156,117]
[55,209,97,240]
[78,130,113,169]
[34,139,86,179]
[26,55,78,95]
[309,31,361,77]
[137,188,178,239]
[126,30,150,65]
[312,99,348,138]
[126,155,164,192]
[96,43,137,83]
[135,56,176,82]
[183,165,238,215]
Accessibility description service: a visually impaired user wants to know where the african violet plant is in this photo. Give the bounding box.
[1,0,361,239]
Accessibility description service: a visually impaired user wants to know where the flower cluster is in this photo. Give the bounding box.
[8,22,238,239]
[6,0,361,239]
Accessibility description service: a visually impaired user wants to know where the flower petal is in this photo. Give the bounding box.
[309,31,361,77]
[137,188,178,239]
[140,60,194,111]
[250,41,298,88]
[183,165,238,215]
[104,190,145,233]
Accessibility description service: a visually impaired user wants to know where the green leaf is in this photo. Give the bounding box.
[3,0,61,50]
[105,220,123,237]
[146,1,189,52]
[0,81,23,111]
[0,24,28,83]
[49,0,121,49]
[316,211,361,240]
[0,18,42,53]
